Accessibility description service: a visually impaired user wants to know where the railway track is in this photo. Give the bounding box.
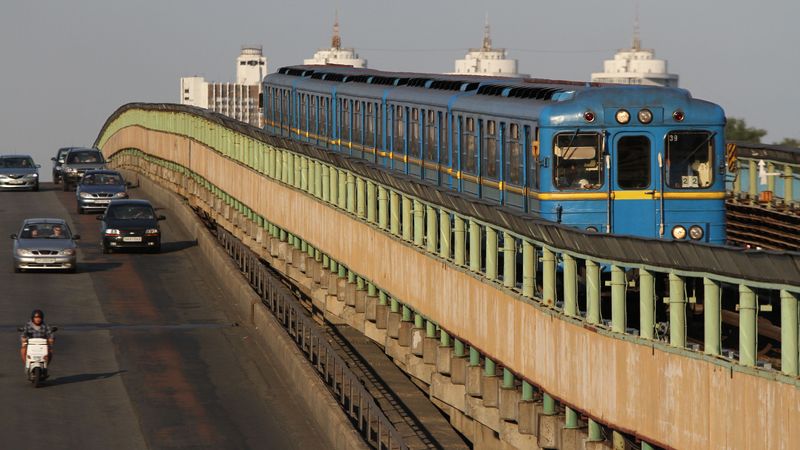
[725,198,800,251]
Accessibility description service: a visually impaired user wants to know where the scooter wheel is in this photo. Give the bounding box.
[32,367,42,388]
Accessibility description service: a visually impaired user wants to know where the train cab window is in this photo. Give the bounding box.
[553,132,603,190]
[505,123,522,185]
[482,120,499,179]
[461,117,477,174]
[616,135,650,189]
[666,131,714,189]
[425,110,437,161]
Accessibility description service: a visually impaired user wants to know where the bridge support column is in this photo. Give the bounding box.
[781,290,798,376]
[300,157,308,191]
[704,278,721,355]
[469,220,481,273]
[454,216,465,266]
[610,265,626,333]
[327,167,336,204]
[439,210,451,259]
[588,419,602,441]
[426,205,437,253]
[378,186,388,229]
[503,232,515,289]
[294,155,302,189]
[313,161,322,198]
[739,284,757,366]
[542,248,556,307]
[748,159,757,202]
[563,254,577,317]
[390,191,400,235]
[586,260,600,324]
[321,165,330,201]
[346,173,356,214]
[356,177,366,218]
[402,196,413,241]
[669,273,686,348]
[640,269,655,339]
[486,227,497,280]
[565,407,578,428]
[522,241,535,298]
[337,170,346,209]
[785,165,794,203]
[413,199,424,247]
[367,181,376,223]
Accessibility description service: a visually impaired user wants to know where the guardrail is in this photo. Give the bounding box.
[216,226,407,450]
[729,141,800,207]
[97,104,800,450]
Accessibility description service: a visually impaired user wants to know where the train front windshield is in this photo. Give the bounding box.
[665,131,715,189]
[552,132,603,190]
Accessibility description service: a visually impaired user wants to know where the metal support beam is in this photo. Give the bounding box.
[503,232,515,289]
[502,368,514,389]
[454,339,465,357]
[588,419,602,442]
[469,220,481,273]
[439,211,451,259]
[390,191,400,236]
[739,284,757,366]
[611,265,626,333]
[669,273,686,348]
[378,186,388,229]
[484,357,496,376]
[469,347,480,366]
[785,165,794,204]
[543,394,555,415]
[440,330,450,347]
[781,290,798,376]
[413,199,424,247]
[346,173,356,213]
[565,407,578,429]
[356,177,365,218]
[402,305,412,322]
[639,269,655,339]
[486,227,497,280]
[414,313,424,329]
[402,196,413,241]
[338,169,347,209]
[426,205,437,253]
[300,157,308,191]
[542,248,556,307]
[454,216,465,266]
[586,260,601,324]
[426,320,436,338]
[704,278,721,355]
[522,241,535,298]
[367,181,376,223]
[563,254,577,317]
[521,381,533,401]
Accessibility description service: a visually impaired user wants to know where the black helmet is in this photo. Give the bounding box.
[31,309,44,320]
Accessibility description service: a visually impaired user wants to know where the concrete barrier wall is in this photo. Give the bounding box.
[127,168,369,450]
[103,126,800,450]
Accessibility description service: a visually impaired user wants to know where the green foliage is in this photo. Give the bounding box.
[725,117,767,143]
[775,138,800,148]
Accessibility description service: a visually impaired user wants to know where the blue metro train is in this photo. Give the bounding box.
[263,66,726,244]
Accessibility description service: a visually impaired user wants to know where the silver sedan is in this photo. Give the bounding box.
[10,218,80,273]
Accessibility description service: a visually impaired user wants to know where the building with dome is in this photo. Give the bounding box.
[304,13,367,68]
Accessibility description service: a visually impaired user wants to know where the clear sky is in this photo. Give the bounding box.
[1,0,797,179]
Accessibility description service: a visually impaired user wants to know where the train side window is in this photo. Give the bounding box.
[376,103,383,151]
[617,136,650,189]
[439,112,448,166]
[365,102,374,146]
[666,131,714,189]
[482,120,499,179]
[299,94,307,131]
[506,123,522,185]
[425,110,437,161]
[353,101,362,145]
[461,116,477,174]
[340,99,350,143]
[310,96,317,135]
[553,132,603,190]
[409,108,420,158]
[393,105,405,153]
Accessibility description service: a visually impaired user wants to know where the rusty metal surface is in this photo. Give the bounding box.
[100,126,800,450]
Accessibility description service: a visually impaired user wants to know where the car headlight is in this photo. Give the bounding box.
[689,225,704,240]
[60,249,75,256]
[145,228,160,235]
[104,228,120,236]
[79,192,93,198]
[65,167,77,173]
[16,248,34,256]
[671,225,687,240]
[0,174,8,179]
[25,173,38,178]
[113,192,129,198]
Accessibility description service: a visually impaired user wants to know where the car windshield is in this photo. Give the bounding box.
[82,173,123,185]
[57,149,72,159]
[66,151,103,164]
[20,223,71,239]
[107,205,155,220]
[0,157,34,168]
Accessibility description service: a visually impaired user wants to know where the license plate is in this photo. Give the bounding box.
[38,258,56,264]
[122,236,142,242]
[8,180,25,185]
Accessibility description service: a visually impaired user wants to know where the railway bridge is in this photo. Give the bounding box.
[95,104,800,450]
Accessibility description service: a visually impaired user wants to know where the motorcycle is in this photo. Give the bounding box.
[18,326,57,387]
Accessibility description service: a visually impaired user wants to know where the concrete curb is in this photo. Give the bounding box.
[129,171,369,450]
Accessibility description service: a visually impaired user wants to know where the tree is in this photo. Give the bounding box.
[725,117,767,143]
[775,138,800,148]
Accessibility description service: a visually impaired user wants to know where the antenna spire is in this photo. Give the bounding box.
[332,9,341,49]
[482,13,492,50]
[633,0,641,50]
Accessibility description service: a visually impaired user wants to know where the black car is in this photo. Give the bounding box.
[51,147,78,184]
[97,199,165,253]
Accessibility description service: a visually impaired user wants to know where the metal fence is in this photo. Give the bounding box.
[216,226,407,450]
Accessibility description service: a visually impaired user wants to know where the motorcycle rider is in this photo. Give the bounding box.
[20,309,54,369]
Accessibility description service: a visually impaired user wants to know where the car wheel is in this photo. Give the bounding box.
[53,174,60,184]
[33,182,39,192]
[14,267,22,273]
[76,205,83,214]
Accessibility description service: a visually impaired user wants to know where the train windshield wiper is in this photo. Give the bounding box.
[562,129,580,160]
[677,131,717,166]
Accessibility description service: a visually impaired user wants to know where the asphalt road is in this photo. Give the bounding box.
[0,183,327,449]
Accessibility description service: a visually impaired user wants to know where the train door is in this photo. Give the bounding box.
[611,133,658,237]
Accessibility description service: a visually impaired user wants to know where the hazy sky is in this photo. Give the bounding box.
[1,0,797,179]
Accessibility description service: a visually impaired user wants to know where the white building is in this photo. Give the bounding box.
[451,18,524,78]
[304,13,367,68]
[591,26,678,87]
[179,46,267,127]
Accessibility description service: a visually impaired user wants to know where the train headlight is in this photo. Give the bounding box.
[689,225,704,240]
[671,225,687,240]
[672,110,685,122]
[637,109,653,124]
[585,226,598,233]
[615,109,630,124]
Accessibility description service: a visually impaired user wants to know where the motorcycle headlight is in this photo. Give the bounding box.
[17,249,34,256]
[671,225,687,240]
[60,249,75,256]
[79,192,93,198]
[689,225,704,241]
[113,191,129,198]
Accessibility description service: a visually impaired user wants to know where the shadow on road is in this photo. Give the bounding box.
[160,240,197,254]
[78,262,123,273]
[47,370,126,387]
